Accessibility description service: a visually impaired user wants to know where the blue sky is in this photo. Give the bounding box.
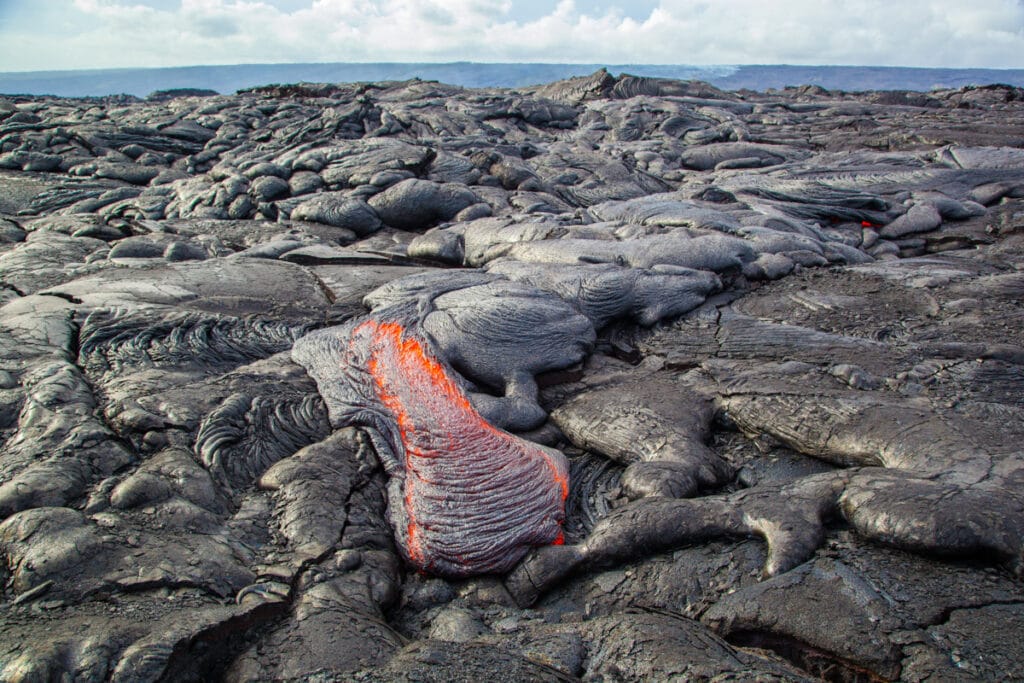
[0,0,1022,72]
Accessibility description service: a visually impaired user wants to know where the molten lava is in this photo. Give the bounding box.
[294,316,569,577]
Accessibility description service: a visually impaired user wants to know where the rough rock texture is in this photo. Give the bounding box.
[2,71,1024,681]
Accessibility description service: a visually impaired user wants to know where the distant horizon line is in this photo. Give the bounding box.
[5,62,1023,99]
[3,61,1024,77]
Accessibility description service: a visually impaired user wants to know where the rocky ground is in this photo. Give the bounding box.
[1,70,1023,681]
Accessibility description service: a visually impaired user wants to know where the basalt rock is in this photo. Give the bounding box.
[367,178,480,231]
[2,73,1024,681]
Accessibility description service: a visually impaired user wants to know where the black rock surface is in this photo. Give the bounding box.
[1,71,1024,682]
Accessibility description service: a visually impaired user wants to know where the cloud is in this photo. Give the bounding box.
[1,0,1023,71]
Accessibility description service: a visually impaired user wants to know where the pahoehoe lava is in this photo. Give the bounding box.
[292,310,569,577]
[1,70,1024,681]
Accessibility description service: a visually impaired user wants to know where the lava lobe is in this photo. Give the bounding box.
[293,315,568,576]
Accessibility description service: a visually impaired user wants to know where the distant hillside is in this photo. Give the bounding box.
[2,62,1024,98]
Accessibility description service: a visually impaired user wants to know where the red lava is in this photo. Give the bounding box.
[363,320,568,575]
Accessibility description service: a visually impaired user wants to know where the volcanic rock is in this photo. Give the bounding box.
[1,70,1024,681]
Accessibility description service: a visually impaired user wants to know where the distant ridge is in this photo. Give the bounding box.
[2,62,1024,98]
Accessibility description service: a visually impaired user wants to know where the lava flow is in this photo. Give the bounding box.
[296,317,569,577]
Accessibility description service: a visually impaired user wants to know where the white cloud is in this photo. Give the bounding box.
[1,0,1023,71]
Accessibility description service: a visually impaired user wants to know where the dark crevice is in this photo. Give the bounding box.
[308,268,337,305]
[598,322,644,365]
[65,313,81,363]
[42,290,83,305]
[924,599,1024,630]
[728,630,894,683]
[100,579,233,602]
[155,599,290,683]
[2,283,27,298]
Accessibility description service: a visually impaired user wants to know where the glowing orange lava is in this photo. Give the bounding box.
[361,319,568,573]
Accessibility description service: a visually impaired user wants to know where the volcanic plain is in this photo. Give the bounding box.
[1,71,1024,681]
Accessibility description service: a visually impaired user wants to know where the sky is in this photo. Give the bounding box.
[0,0,1023,72]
